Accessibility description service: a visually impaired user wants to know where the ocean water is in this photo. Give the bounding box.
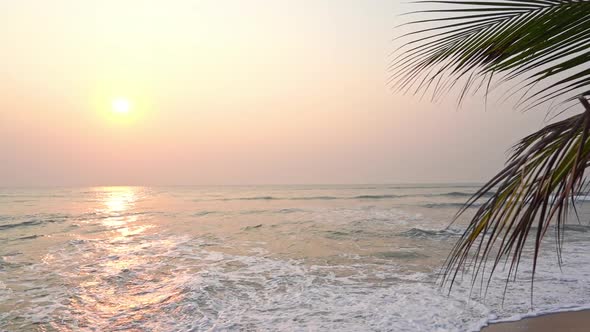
[1,185,590,331]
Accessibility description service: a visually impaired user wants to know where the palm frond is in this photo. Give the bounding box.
[441,97,590,295]
[391,0,590,110]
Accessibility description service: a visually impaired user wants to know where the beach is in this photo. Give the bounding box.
[484,310,590,332]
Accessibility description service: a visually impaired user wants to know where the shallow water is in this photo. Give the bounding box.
[1,185,590,331]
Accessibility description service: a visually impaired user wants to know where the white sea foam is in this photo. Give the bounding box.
[13,236,587,331]
[37,237,492,331]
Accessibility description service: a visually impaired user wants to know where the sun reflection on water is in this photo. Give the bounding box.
[97,187,141,230]
[102,186,137,213]
[61,186,180,330]
[94,186,155,242]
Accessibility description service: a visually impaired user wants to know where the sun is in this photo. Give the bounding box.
[112,98,132,114]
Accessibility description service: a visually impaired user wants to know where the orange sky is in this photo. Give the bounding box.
[0,0,551,186]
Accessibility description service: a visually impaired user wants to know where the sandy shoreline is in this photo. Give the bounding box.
[482,309,590,332]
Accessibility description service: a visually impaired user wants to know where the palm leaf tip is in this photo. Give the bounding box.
[441,97,590,294]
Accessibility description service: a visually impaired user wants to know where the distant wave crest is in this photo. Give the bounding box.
[421,202,483,209]
[0,214,69,231]
[353,194,401,199]
[400,228,463,239]
[213,192,492,202]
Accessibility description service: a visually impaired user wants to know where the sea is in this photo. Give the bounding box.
[1,185,590,331]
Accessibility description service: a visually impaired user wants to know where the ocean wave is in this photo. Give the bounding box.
[211,192,494,202]
[421,202,483,209]
[76,211,159,220]
[489,305,590,326]
[192,211,217,217]
[277,208,306,214]
[0,216,67,231]
[14,234,43,241]
[574,195,590,201]
[432,191,493,198]
[373,250,429,260]
[386,184,481,189]
[238,196,276,200]
[217,195,342,201]
[400,227,463,239]
[353,194,401,199]
[290,196,341,200]
[242,224,263,231]
[323,229,367,240]
[216,194,401,201]
[563,224,590,232]
[192,208,307,217]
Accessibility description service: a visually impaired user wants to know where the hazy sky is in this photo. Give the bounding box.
[0,0,556,186]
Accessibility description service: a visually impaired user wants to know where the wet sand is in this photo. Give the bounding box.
[483,310,590,332]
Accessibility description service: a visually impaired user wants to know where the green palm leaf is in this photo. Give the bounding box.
[442,97,590,294]
[392,0,590,295]
[391,0,590,110]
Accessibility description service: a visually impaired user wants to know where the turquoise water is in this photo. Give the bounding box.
[1,185,590,331]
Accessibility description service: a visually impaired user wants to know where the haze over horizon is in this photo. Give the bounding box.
[0,0,555,187]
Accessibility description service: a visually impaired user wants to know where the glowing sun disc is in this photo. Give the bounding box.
[112,98,131,114]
